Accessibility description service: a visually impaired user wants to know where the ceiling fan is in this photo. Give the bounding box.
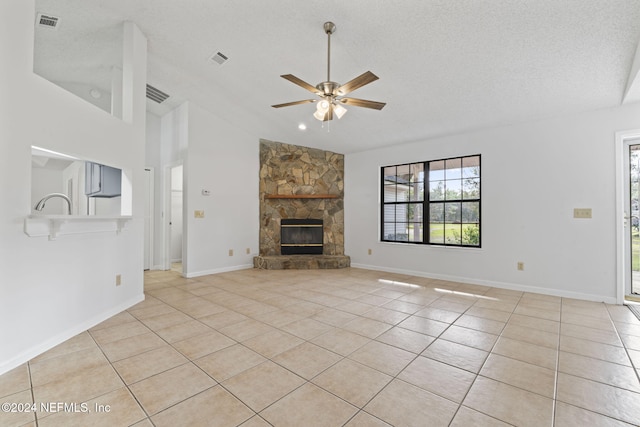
[272,21,386,122]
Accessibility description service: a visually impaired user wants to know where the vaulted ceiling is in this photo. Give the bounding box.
[33,0,640,153]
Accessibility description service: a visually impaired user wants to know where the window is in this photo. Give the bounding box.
[382,155,480,247]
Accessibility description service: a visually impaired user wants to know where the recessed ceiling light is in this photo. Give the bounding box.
[298,123,307,131]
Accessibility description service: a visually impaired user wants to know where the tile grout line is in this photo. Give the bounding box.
[551,298,563,427]
[444,290,523,426]
[30,277,462,424]
[317,286,502,425]
[336,286,523,425]
[197,278,424,424]
[16,269,639,426]
[130,278,359,424]
[134,299,269,423]
[26,360,38,427]
[220,287,385,423]
[606,304,640,391]
[122,300,255,423]
[86,324,155,425]
[555,301,640,425]
[86,289,235,424]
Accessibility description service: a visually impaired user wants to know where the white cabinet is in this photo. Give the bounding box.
[84,162,121,198]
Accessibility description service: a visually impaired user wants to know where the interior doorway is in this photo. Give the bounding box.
[165,164,183,273]
[628,144,640,296]
[616,131,640,303]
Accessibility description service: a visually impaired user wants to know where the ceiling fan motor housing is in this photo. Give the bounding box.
[316,81,340,96]
[324,22,336,34]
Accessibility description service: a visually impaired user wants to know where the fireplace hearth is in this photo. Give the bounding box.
[281,219,323,255]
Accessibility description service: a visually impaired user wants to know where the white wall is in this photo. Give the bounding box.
[154,101,258,277]
[185,102,259,277]
[0,1,147,375]
[345,104,640,303]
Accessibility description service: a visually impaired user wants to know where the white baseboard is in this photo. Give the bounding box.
[185,264,253,278]
[0,294,144,376]
[351,263,617,304]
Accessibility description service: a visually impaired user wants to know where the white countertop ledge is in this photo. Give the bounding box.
[24,215,132,240]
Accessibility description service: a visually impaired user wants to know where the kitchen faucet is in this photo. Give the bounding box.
[34,193,72,215]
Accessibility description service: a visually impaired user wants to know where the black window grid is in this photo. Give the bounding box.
[381,155,481,248]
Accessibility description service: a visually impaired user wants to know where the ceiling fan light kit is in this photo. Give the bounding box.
[272,21,385,123]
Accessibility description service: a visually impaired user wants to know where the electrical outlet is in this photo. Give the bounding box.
[228,249,234,256]
[573,208,592,219]
[246,248,250,254]
[194,210,205,218]
[368,248,372,255]
[517,262,524,271]
[115,274,122,286]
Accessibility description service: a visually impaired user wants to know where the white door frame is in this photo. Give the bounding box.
[615,129,640,304]
[144,167,154,270]
[163,161,185,273]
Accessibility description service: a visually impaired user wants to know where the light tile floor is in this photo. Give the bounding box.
[2,268,640,426]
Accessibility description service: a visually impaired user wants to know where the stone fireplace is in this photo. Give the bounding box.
[254,139,350,269]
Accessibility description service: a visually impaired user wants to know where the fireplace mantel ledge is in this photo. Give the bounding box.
[264,194,339,199]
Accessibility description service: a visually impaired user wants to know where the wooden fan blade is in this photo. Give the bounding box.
[340,98,386,110]
[272,99,316,108]
[281,74,323,95]
[335,71,379,96]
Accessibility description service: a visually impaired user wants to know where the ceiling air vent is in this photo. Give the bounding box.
[36,13,60,29]
[146,84,170,104]
[209,52,229,66]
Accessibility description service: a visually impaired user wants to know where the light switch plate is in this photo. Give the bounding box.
[573,208,592,219]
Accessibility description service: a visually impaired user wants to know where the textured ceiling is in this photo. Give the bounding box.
[33,0,640,154]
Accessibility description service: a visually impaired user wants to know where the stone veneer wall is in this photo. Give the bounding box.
[259,139,344,256]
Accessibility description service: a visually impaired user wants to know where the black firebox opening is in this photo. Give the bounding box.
[281,219,323,255]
